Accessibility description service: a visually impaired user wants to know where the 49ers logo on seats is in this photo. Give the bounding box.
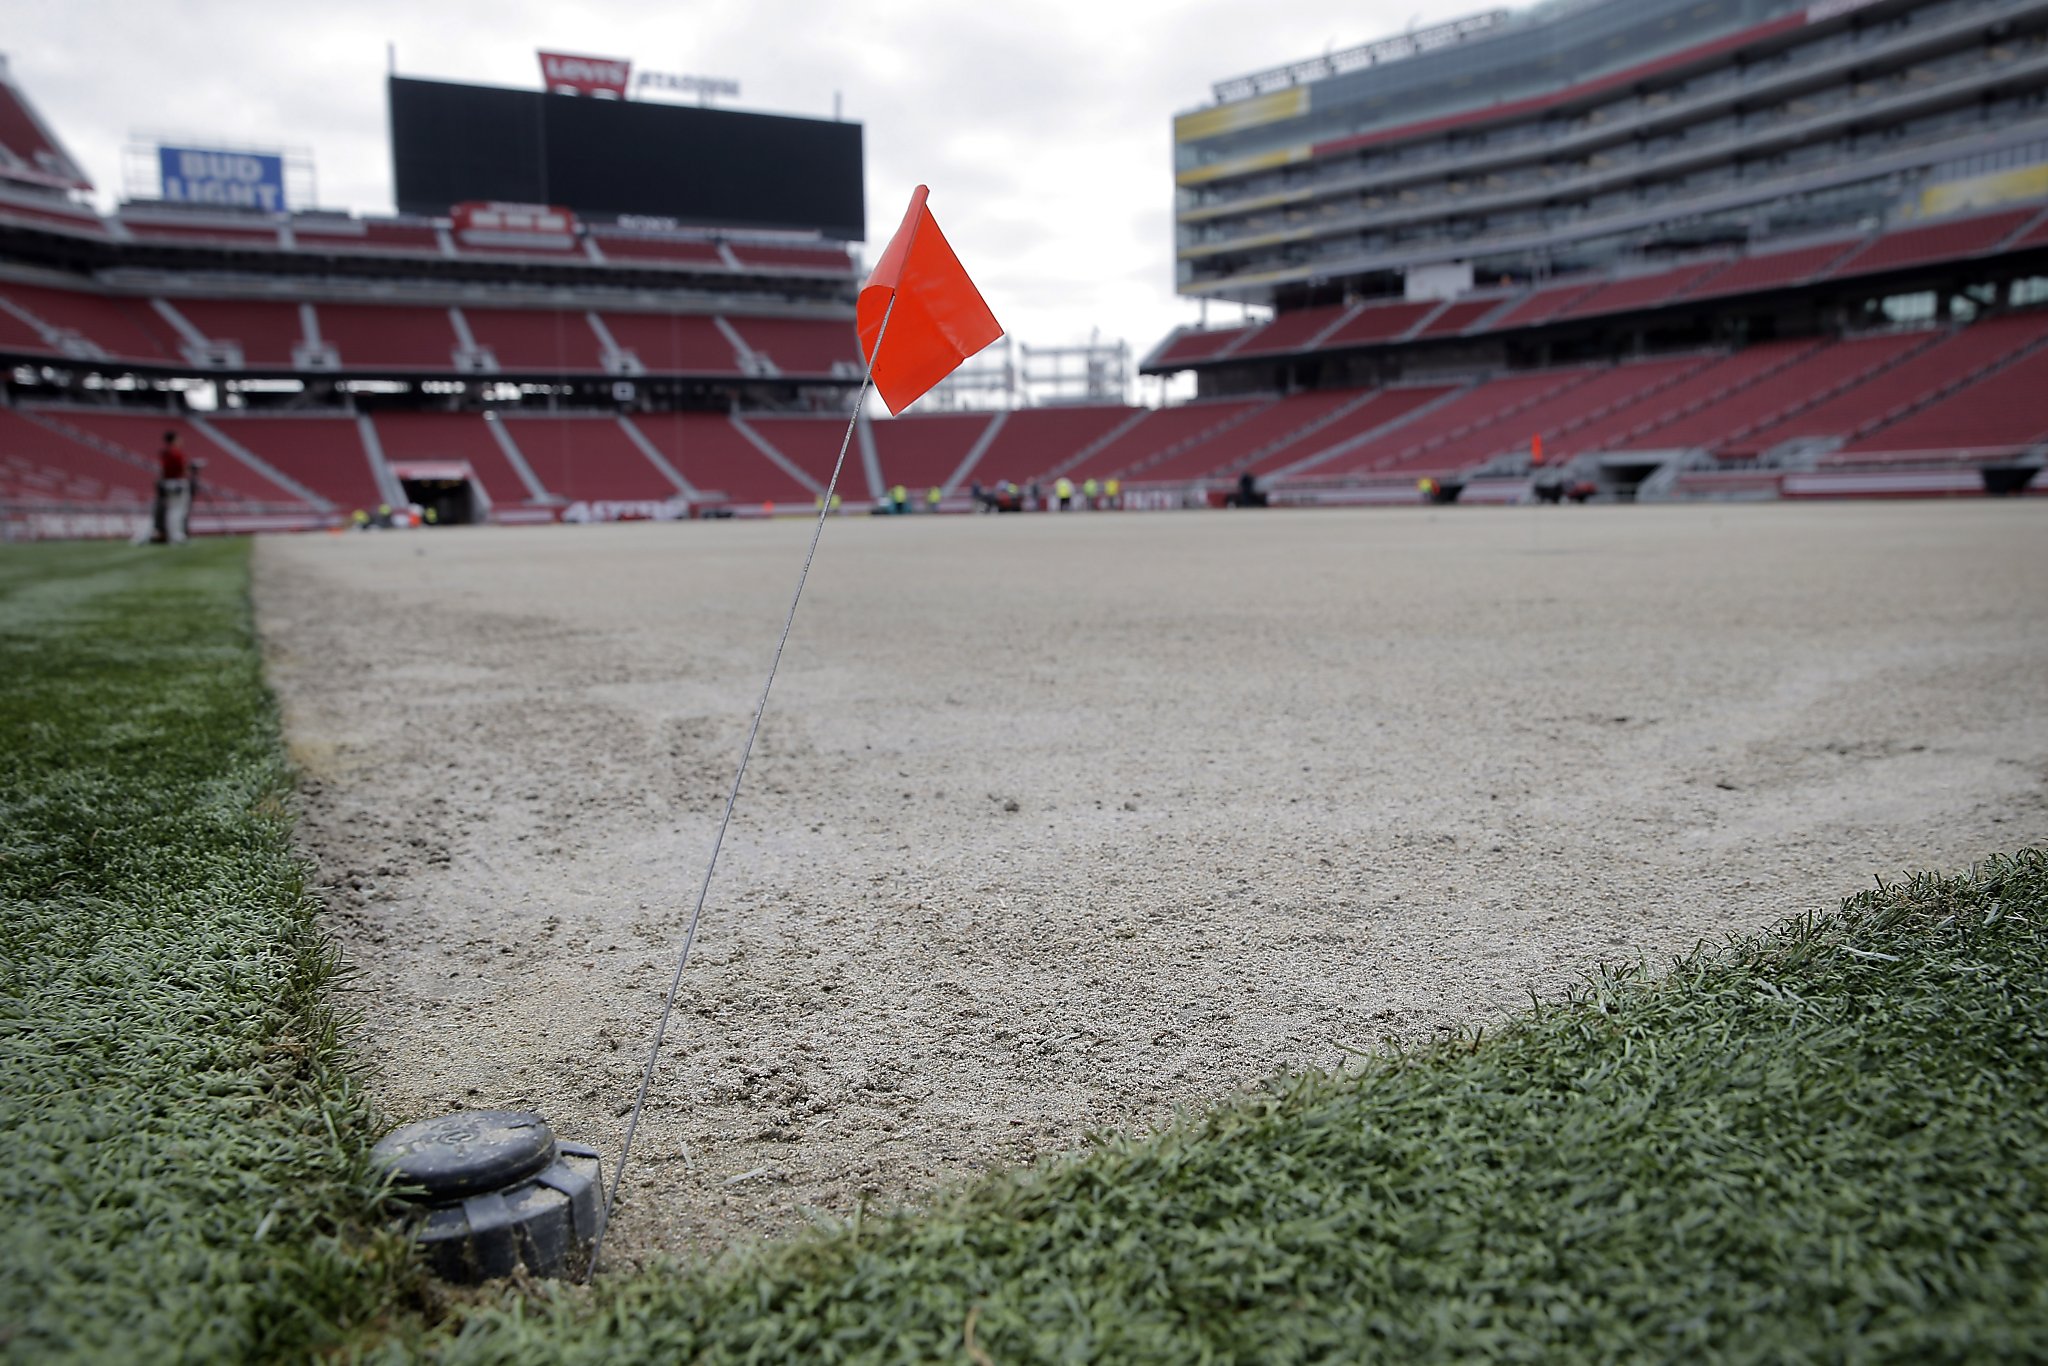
[538,51,630,99]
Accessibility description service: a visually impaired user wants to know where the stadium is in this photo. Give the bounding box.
[2,0,2047,537]
[2,2,2047,1359]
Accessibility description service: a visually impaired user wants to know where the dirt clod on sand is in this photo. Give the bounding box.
[255,504,2048,1271]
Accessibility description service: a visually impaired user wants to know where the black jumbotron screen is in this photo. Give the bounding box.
[388,76,865,239]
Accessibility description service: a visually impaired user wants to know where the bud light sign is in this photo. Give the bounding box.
[158,146,287,211]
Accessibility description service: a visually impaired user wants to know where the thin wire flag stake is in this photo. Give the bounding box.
[589,185,1002,1278]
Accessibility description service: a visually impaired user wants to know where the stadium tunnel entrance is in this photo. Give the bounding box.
[389,461,488,525]
[1593,455,1671,504]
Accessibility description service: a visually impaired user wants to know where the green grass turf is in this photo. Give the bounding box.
[5,539,2045,1363]
[371,849,2048,1364]
[0,540,408,1362]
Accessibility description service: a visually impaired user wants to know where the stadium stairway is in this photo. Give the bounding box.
[1129,390,1362,484]
[1201,388,1389,481]
[969,406,1140,492]
[22,407,312,508]
[1714,329,1951,458]
[498,414,687,504]
[1478,354,1711,466]
[1362,368,1600,476]
[1825,312,2048,462]
[632,412,814,506]
[1264,384,1470,481]
[186,417,335,511]
[866,412,999,495]
[1549,343,1820,461]
[0,408,159,506]
[1056,400,1269,485]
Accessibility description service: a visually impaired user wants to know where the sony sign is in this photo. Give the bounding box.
[158,146,286,212]
[538,50,632,98]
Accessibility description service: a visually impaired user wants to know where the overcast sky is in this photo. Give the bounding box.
[11,0,1491,395]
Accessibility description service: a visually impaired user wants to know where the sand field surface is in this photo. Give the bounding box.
[254,502,2048,1268]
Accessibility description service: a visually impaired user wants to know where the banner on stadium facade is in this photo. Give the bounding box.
[538,51,632,98]
[1918,161,2048,218]
[157,146,286,211]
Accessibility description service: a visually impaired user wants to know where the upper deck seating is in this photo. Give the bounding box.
[587,233,726,267]
[123,219,283,249]
[1232,304,1348,356]
[1412,296,1509,338]
[1554,264,1721,321]
[293,220,443,255]
[599,312,744,376]
[1678,239,1857,300]
[1482,281,1600,330]
[460,309,609,374]
[2006,210,2048,253]
[1826,208,2037,280]
[727,317,861,378]
[315,304,461,371]
[0,82,88,190]
[1320,300,1440,348]
[1151,325,1255,366]
[726,243,851,272]
[171,299,305,366]
[0,193,107,236]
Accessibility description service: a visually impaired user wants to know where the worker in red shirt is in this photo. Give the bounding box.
[154,430,191,544]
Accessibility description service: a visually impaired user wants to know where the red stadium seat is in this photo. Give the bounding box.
[972,406,1138,487]
[373,411,551,508]
[631,412,814,504]
[205,415,379,510]
[726,317,861,378]
[500,415,683,503]
[869,412,997,493]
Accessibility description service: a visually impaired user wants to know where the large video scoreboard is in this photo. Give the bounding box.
[388,76,865,240]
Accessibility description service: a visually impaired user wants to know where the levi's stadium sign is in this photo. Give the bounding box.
[536,50,739,102]
[539,51,631,98]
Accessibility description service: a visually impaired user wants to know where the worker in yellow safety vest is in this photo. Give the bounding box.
[1054,476,1074,510]
[1082,477,1099,509]
[890,483,908,514]
[926,486,942,512]
[1105,478,1120,509]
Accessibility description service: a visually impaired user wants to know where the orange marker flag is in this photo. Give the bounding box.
[857,185,1003,413]
[1531,433,1545,467]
